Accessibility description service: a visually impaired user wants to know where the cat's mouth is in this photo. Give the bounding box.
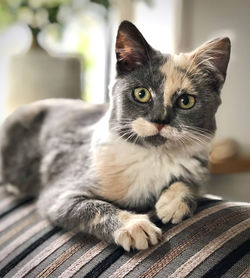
[143,134,167,146]
[131,118,179,141]
[116,126,168,147]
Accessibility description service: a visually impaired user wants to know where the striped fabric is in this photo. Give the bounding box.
[0,190,249,278]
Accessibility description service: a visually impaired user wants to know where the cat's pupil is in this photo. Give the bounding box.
[181,95,189,105]
[138,89,146,98]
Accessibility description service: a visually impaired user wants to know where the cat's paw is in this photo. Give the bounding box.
[156,197,194,224]
[155,182,197,224]
[114,212,162,251]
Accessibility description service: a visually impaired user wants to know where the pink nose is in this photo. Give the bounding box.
[155,123,165,132]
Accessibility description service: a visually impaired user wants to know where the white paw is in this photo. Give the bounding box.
[114,213,162,251]
[156,182,196,224]
[156,197,192,224]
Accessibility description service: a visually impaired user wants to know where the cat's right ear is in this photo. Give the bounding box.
[115,21,153,75]
[190,37,231,81]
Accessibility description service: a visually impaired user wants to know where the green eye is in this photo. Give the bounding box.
[177,94,196,109]
[133,88,151,103]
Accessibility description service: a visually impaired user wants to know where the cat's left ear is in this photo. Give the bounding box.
[190,37,231,80]
[115,21,154,75]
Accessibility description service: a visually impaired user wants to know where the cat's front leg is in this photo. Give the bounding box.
[155,182,197,224]
[37,186,162,251]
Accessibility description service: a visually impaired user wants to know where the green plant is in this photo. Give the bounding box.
[0,0,110,41]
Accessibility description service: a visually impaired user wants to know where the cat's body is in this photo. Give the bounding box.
[0,21,230,251]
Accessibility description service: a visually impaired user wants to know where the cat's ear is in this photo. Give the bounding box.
[190,37,231,80]
[115,21,153,75]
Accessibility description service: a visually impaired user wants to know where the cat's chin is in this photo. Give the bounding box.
[143,134,167,147]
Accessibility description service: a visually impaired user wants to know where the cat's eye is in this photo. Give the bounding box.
[177,94,196,109]
[133,88,151,103]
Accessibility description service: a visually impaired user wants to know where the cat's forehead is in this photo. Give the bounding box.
[160,54,194,106]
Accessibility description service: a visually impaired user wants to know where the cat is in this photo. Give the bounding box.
[0,21,230,251]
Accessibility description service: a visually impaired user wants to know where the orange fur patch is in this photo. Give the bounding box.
[92,148,132,202]
[160,56,194,107]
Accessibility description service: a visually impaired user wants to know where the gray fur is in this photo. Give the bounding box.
[0,21,230,248]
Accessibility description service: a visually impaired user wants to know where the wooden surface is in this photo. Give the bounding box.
[209,157,250,174]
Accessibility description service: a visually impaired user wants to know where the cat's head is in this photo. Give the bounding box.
[109,21,231,150]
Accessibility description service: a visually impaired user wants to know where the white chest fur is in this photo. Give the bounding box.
[92,130,207,209]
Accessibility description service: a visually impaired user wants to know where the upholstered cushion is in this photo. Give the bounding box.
[0,187,249,278]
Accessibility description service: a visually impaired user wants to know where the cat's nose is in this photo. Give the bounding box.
[155,123,165,132]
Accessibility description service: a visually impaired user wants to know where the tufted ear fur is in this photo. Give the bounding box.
[115,21,154,75]
[190,37,231,81]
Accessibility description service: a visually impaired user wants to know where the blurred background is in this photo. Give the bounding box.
[0,0,249,200]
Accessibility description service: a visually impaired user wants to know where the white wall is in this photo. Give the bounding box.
[180,0,250,153]
[134,0,177,54]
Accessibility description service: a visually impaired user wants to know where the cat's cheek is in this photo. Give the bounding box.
[160,125,181,139]
[113,211,162,251]
[155,182,197,224]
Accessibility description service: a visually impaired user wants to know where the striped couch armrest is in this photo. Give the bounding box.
[0,187,249,278]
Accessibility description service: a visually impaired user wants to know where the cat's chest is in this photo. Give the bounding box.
[93,138,202,209]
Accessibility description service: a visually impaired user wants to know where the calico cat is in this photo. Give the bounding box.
[0,21,230,251]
